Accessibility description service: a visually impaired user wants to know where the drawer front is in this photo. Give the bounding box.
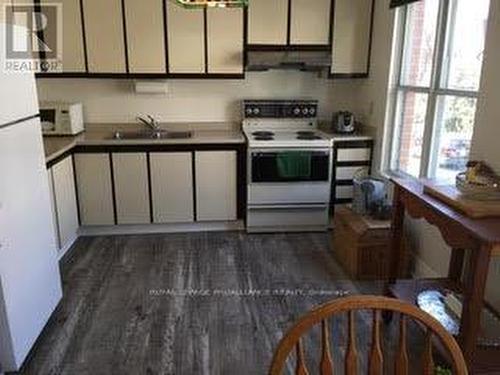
[336,166,368,180]
[336,185,353,200]
[337,148,371,162]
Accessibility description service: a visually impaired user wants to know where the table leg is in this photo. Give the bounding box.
[458,244,492,367]
[388,185,405,285]
[384,186,405,323]
[448,248,466,285]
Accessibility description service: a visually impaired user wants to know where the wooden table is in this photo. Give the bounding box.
[387,178,500,373]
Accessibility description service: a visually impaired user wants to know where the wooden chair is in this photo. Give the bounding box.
[269,295,468,375]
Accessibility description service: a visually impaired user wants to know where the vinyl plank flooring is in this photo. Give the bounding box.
[15,232,428,375]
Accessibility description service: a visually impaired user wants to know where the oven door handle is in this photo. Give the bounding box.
[249,204,328,210]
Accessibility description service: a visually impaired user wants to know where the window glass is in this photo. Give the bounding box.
[440,0,490,91]
[400,0,440,87]
[430,96,477,180]
[393,92,429,177]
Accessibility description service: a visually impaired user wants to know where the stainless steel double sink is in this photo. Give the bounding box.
[112,130,193,140]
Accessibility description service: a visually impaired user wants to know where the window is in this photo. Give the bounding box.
[387,0,490,180]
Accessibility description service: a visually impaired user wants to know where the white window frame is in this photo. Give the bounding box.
[385,0,482,179]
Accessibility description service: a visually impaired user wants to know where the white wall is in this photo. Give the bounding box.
[36,71,358,124]
[356,0,500,309]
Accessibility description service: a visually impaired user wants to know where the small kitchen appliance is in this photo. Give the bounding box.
[333,111,356,134]
[40,101,84,135]
[242,100,333,233]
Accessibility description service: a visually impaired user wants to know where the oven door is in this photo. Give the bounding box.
[250,149,330,183]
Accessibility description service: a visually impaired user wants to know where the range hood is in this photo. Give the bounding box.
[245,50,331,72]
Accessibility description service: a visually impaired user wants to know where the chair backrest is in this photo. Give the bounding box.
[269,295,468,375]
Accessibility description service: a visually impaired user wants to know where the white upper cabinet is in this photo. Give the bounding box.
[42,0,86,72]
[82,0,126,73]
[331,0,373,75]
[290,0,331,45]
[247,0,288,45]
[206,8,243,74]
[112,153,151,225]
[124,0,166,74]
[166,2,205,74]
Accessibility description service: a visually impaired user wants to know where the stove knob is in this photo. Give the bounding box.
[293,107,301,115]
[302,108,309,115]
[246,107,253,115]
[253,108,260,115]
[309,107,316,115]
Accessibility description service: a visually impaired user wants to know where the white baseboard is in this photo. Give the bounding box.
[78,220,245,237]
[57,235,78,261]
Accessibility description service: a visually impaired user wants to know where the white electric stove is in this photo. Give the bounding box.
[242,100,333,233]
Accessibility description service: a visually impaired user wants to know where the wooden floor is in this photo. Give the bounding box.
[16,232,425,374]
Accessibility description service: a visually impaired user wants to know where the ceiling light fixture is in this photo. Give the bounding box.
[174,0,248,9]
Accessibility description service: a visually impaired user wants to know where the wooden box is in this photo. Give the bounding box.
[332,206,398,280]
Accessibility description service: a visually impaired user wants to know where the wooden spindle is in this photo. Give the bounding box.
[320,320,334,375]
[296,339,310,375]
[395,315,409,375]
[368,310,383,375]
[422,330,435,375]
[345,311,358,375]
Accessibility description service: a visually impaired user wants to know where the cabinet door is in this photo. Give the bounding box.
[207,8,243,74]
[82,0,126,73]
[74,153,115,225]
[112,153,150,224]
[331,0,373,75]
[150,153,194,223]
[52,156,79,250]
[47,168,60,249]
[247,0,288,45]
[166,2,205,74]
[195,151,237,221]
[290,0,331,45]
[124,0,166,74]
[41,0,86,72]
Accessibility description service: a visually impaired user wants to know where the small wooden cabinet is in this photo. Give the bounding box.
[195,151,237,221]
[331,0,374,77]
[331,139,374,208]
[332,207,395,280]
[74,153,115,225]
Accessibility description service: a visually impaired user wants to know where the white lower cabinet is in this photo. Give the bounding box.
[195,151,237,221]
[74,153,115,226]
[150,152,194,223]
[51,156,79,251]
[112,153,151,224]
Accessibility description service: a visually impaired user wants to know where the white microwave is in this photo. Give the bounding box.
[40,102,84,136]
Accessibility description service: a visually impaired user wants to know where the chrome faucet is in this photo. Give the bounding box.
[137,115,160,131]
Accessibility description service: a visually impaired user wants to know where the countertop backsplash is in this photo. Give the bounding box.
[36,71,363,125]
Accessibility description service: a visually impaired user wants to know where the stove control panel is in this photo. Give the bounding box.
[243,100,318,119]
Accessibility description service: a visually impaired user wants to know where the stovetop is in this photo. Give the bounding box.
[243,128,332,148]
[242,100,331,148]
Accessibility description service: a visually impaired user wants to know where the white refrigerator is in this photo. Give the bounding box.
[0,24,63,371]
